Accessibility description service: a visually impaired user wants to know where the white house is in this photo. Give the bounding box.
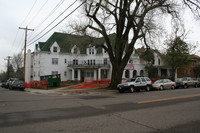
[25,32,170,82]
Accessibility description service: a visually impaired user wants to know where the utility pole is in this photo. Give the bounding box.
[4,56,12,80]
[19,26,34,81]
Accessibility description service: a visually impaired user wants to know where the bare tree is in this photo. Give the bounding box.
[183,0,200,19]
[12,53,23,71]
[76,0,200,89]
[80,0,177,89]
[11,52,24,79]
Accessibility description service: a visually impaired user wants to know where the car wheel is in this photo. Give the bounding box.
[183,84,188,89]
[146,85,151,91]
[171,85,175,90]
[118,89,124,93]
[129,86,134,93]
[160,85,164,90]
[194,84,198,88]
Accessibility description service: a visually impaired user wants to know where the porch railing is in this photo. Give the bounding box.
[68,60,110,67]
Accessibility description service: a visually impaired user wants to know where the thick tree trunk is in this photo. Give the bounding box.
[171,67,177,81]
[109,65,124,89]
[108,46,133,89]
[109,59,123,89]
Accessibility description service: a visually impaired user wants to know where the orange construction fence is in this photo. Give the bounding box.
[74,79,111,89]
[26,80,48,89]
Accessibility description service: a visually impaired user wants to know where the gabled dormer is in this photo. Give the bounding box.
[87,46,96,55]
[50,41,60,53]
[71,45,80,54]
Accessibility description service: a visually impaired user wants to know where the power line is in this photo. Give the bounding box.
[27,0,84,46]
[27,0,49,26]
[12,0,64,57]
[8,29,20,55]
[28,0,78,44]
[27,0,65,41]
[32,0,65,31]
[8,0,38,56]
[27,1,86,47]
[20,0,38,27]
[16,33,26,53]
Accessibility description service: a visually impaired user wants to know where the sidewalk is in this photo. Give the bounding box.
[25,87,116,96]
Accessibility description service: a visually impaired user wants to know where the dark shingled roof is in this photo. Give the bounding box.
[37,32,116,54]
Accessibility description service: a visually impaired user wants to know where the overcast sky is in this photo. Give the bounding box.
[0,0,200,72]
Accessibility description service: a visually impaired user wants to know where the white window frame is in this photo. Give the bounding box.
[52,58,58,65]
[52,71,58,75]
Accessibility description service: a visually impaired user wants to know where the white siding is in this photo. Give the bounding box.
[27,40,167,82]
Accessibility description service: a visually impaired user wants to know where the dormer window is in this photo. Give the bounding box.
[74,48,78,54]
[87,46,96,55]
[53,46,57,52]
[158,59,161,65]
[89,48,94,54]
[71,45,80,54]
[50,42,60,53]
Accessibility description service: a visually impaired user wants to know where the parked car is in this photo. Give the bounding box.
[117,76,152,93]
[197,78,200,87]
[152,79,176,90]
[176,77,198,88]
[9,79,25,91]
[1,82,7,88]
[6,78,18,88]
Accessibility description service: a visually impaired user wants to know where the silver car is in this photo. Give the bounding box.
[152,79,176,90]
[117,76,152,93]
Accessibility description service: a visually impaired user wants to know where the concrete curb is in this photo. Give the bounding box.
[25,88,117,95]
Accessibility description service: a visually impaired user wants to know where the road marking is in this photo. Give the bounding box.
[137,94,200,104]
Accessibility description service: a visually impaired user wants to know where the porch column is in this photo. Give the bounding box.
[158,68,161,77]
[175,68,178,81]
[94,69,97,80]
[98,68,101,80]
[167,69,170,77]
[78,69,81,81]
[72,69,75,80]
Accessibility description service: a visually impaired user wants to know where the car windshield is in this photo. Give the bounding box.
[154,80,163,84]
[176,78,182,82]
[126,78,136,82]
[15,80,23,84]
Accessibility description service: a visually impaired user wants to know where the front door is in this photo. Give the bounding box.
[81,70,84,82]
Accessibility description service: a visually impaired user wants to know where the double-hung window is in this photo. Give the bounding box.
[53,47,57,52]
[52,58,58,65]
[52,71,58,75]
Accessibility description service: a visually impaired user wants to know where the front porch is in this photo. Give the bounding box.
[148,66,171,79]
[68,68,110,81]
[68,59,111,81]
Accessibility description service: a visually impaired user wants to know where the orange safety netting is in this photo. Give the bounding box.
[27,80,48,89]
[74,79,111,89]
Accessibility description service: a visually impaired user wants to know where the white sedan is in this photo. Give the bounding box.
[152,79,176,90]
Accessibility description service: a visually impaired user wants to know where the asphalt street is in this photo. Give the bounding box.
[0,87,200,133]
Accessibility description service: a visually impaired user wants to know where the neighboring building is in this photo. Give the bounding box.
[25,32,170,82]
[151,50,170,78]
[122,50,146,79]
[177,56,200,78]
[136,47,171,79]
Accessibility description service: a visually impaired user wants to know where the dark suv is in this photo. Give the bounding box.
[117,76,152,93]
[6,78,18,88]
[9,79,25,91]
